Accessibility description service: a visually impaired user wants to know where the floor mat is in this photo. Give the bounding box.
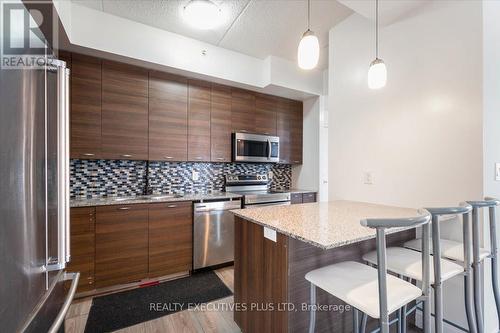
[84,270,232,332]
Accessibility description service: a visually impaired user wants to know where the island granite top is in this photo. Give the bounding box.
[231,200,422,249]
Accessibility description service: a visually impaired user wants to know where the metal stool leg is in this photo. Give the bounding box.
[472,207,484,332]
[431,215,444,333]
[488,205,500,327]
[401,305,407,333]
[353,308,360,333]
[463,211,478,333]
[308,283,316,333]
[360,313,367,333]
[421,221,432,333]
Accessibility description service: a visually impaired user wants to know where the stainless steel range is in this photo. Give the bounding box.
[225,174,291,207]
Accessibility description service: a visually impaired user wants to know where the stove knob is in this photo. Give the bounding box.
[257,176,261,180]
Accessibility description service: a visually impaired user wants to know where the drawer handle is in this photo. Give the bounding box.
[165,156,173,159]
[118,207,131,210]
[121,154,132,158]
[294,160,300,163]
[216,157,224,160]
[240,129,248,133]
[195,157,203,160]
[83,153,95,157]
[167,205,177,208]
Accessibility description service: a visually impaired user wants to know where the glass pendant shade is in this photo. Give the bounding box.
[297,30,320,70]
[367,58,387,89]
[183,0,224,30]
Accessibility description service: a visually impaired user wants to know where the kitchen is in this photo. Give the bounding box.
[2,0,500,333]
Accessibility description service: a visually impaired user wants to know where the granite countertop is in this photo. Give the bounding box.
[231,200,422,249]
[70,192,242,208]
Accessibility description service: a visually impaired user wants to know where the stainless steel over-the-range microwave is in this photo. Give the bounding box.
[232,132,280,163]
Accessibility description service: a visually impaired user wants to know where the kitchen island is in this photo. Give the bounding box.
[231,200,421,333]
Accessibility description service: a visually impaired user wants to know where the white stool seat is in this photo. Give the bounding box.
[363,247,463,284]
[404,238,490,263]
[305,261,422,319]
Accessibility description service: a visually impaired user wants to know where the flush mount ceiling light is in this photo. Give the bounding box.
[297,0,320,70]
[367,0,387,89]
[183,0,225,30]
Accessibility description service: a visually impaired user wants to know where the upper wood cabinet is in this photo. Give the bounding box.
[231,89,256,134]
[70,54,102,159]
[149,72,188,161]
[95,204,149,288]
[289,100,303,164]
[101,61,149,160]
[255,94,277,136]
[210,84,232,162]
[148,201,193,278]
[188,80,211,162]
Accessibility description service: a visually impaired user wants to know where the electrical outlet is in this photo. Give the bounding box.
[363,172,374,185]
[192,170,199,181]
[268,171,274,180]
[496,163,500,181]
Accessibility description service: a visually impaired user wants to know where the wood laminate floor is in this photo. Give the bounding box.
[65,266,422,333]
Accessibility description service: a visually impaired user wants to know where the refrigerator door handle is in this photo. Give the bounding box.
[46,61,70,272]
[47,272,80,333]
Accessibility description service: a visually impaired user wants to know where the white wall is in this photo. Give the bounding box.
[328,1,485,331]
[482,1,500,331]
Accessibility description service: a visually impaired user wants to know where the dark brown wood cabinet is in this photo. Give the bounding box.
[289,100,303,164]
[188,80,211,161]
[148,201,193,278]
[149,72,188,161]
[231,89,256,134]
[70,54,102,159]
[210,84,232,162]
[101,61,149,160]
[255,94,277,136]
[67,207,95,292]
[95,204,149,288]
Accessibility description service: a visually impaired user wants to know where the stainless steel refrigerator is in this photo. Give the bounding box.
[0,9,78,333]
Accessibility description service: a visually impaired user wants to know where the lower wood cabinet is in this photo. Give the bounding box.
[148,201,193,278]
[67,207,96,292]
[95,204,149,288]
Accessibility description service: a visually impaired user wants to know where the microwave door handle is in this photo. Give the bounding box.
[267,139,271,159]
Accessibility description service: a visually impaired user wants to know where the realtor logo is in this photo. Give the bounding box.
[1,1,58,69]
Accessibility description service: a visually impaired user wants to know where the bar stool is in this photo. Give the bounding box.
[362,204,472,333]
[305,211,432,333]
[466,198,500,332]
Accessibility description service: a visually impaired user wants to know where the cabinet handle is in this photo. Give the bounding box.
[263,132,270,135]
[294,160,300,163]
[195,157,203,160]
[167,205,177,208]
[240,130,248,133]
[216,157,224,160]
[165,156,173,159]
[83,153,95,157]
[118,207,131,210]
[121,154,132,158]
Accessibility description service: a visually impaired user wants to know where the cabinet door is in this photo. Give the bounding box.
[70,54,102,159]
[188,80,211,161]
[95,204,149,288]
[148,201,193,278]
[291,193,303,205]
[302,192,316,203]
[231,89,256,134]
[101,61,149,160]
[290,100,303,164]
[149,72,188,161]
[66,207,95,292]
[255,94,277,136]
[276,98,292,164]
[211,84,232,162]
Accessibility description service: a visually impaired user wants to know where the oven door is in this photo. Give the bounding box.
[233,132,279,163]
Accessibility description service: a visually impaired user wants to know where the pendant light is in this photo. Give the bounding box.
[367,0,387,89]
[297,0,320,70]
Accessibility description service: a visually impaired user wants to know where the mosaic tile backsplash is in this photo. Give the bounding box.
[70,159,292,199]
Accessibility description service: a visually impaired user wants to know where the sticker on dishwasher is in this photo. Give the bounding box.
[264,227,277,242]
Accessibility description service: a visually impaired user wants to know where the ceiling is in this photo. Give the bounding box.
[71,0,353,70]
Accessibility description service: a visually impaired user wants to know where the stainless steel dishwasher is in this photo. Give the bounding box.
[193,199,241,270]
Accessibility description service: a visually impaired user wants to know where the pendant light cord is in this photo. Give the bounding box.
[375,0,379,59]
[307,0,311,30]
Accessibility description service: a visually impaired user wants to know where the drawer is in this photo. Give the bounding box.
[302,192,316,203]
[291,193,303,204]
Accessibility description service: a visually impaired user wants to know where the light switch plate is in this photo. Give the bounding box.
[363,172,374,185]
[264,227,277,242]
[495,163,500,181]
